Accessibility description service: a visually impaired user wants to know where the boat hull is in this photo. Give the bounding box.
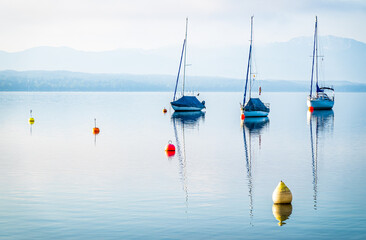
[242,110,269,117]
[171,104,204,112]
[307,98,334,110]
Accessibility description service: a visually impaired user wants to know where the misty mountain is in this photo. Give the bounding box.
[0,36,365,83]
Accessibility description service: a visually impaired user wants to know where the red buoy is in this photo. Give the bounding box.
[163,108,167,113]
[165,140,175,152]
[166,150,176,157]
[93,118,100,134]
[93,127,100,134]
[309,106,314,112]
[241,113,245,120]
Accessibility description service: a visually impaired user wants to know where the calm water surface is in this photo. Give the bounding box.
[0,92,365,239]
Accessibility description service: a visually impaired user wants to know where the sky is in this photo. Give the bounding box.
[0,0,365,52]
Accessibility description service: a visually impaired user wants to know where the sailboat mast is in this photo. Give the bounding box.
[173,39,186,101]
[182,18,188,96]
[243,16,253,105]
[310,16,317,97]
[248,16,253,100]
[315,16,319,94]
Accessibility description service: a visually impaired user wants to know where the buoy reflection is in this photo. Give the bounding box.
[272,204,293,226]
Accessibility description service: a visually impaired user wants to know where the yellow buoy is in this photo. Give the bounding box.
[272,181,292,204]
[29,110,35,124]
[272,203,292,226]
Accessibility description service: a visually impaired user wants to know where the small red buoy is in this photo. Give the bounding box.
[165,140,175,152]
[241,113,245,120]
[166,150,176,157]
[93,118,100,134]
[309,106,314,112]
[163,108,167,113]
[93,127,100,134]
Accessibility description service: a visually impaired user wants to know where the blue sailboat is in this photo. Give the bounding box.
[307,16,334,110]
[241,16,270,117]
[171,18,206,112]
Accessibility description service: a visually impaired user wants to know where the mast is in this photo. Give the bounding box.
[310,16,317,97]
[248,16,253,100]
[173,39,186,101]
[182,17,188,96]
[315,16,319,95]
[243,16,253,105]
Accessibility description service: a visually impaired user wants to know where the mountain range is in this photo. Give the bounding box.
[0,35,365,91]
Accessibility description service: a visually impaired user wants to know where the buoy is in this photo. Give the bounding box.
[93,127,100,134]
[309,106,314,112]
[163,108,167,113]
[241,113,245,120]
[272,181,292,204]
[165,140,175,152]
[29,110,34,124]
[272,203,292,226]
[93,118,100,135]
[166,150,175,157]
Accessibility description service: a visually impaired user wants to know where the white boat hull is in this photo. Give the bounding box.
[242,110,269,117]
[307,98,334,110]
[171,105,204,111]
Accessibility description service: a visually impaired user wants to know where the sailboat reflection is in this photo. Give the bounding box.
[242,117,269,226]
[171,111,205,212]
[308,110,334,210]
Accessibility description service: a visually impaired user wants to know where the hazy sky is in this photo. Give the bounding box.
[0,0,365,52]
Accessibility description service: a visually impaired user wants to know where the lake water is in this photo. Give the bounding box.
[0,91,366,239]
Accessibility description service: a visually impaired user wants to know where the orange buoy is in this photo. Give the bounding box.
[308,106,314,112]
[165,140,175,152]
[93,127,100,134]
[163,108,167,113]
[93,118,100,135]
[241,113,245,120]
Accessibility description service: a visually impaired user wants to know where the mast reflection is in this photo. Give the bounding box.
[242,117,269,226]
[171,111,205,212]
[308,110,334,210]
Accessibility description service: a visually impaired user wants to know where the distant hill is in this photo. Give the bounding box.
[0,36,365,83]
[1,70,366,92]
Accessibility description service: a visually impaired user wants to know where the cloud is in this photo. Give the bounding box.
[0,0,365,51]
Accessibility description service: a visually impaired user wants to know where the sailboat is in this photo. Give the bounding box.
[241,16,270,117]
[307,16,334,110]
[171,18,206,112]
